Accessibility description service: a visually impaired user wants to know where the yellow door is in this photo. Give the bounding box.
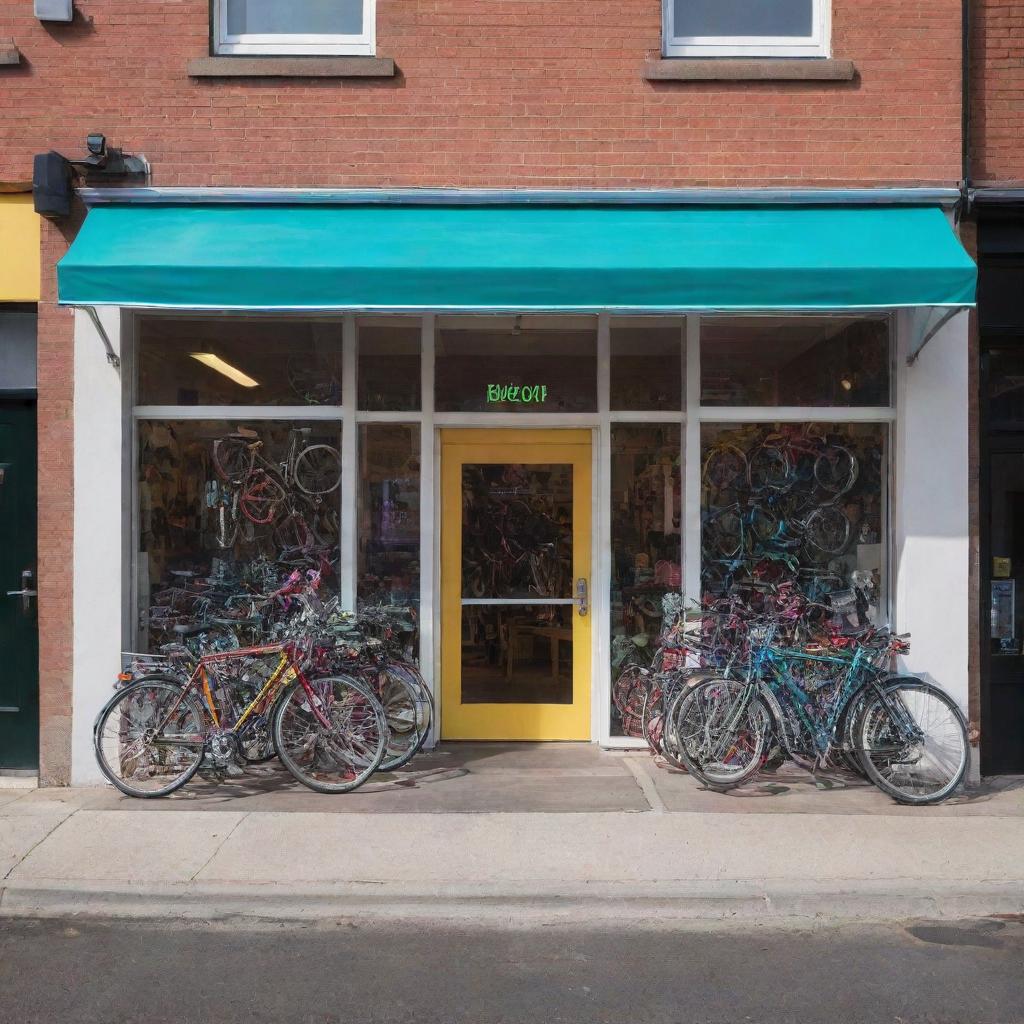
[441,429,592,740]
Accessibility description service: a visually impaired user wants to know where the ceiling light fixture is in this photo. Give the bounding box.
[190,352,260,388]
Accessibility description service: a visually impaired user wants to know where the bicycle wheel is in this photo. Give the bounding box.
[708,508,743,559]
[212,437,252,484]
[273,676,388,793]
[240,471,287,526]
[293,444,342,496]
[803,505,851,560]
[640,680,665,755]
[93,676,206,798]
[814,445,859,495]
[612,664,649,738]
[674,678,772,791]
[702,444,747,494]
[369,667,431,772]
[748,446,790,493]
[388,661,434,738]
[855,677,969,805]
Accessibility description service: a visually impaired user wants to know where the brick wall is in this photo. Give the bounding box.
[2,0,964,189]
[970,0,1024,186]
[0,0,968,781]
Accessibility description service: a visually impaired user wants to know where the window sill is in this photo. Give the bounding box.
[643,58,856,82]
[1,39,21,65]
[188,55,395,78]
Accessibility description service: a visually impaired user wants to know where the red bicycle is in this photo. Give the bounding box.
[93,638,388,797]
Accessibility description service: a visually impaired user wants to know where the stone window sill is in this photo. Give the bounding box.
[643,58,856,82]
[1,39,21,65]
[188,56,395,78]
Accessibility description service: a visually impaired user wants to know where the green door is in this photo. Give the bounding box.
[0,400,38,769]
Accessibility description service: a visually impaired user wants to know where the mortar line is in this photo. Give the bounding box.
[623,755,667,814]
[189,811,251,881]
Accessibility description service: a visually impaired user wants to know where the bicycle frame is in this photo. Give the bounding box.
[148,641,331,750]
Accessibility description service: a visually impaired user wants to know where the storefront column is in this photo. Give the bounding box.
[894,308,975,779]
[71,305,123,785]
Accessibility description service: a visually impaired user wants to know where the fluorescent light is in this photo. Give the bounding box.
[190,352,259,388]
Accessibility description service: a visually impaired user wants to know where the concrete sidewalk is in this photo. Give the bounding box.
[2,745,1023,925]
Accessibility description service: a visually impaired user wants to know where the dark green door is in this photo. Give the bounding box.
[0,400,38,769]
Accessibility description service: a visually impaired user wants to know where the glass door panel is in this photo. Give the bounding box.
[441,430,592,740]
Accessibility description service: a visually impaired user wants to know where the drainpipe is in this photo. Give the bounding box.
[961,0,972,212]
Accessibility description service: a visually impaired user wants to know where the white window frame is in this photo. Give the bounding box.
[213,0,376,56]
[662,0,830,59]
[125,309,894,752]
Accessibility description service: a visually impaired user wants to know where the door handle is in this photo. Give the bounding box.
[575,577,588,617]
[6,569,37,613]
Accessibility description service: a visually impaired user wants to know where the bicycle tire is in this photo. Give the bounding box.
[702,444,747,493]
[803,505,851,560]
[388,661,435,742]
[814,445,859,495]
[673,678,772,792]
[93,676,206,798]
[747,446,791,494]
[240,471,287,526]
[293,444,342,496]
[212,437,252,485]
[273,675,388,794]
[367,667,431,772]
[855,677,969,805]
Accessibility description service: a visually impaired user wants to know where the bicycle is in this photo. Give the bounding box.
[672,622,969,804]
[94,637,388,797]
[213,426,341,498]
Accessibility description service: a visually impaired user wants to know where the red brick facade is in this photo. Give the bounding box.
[971,0,1024,187]
[2,1,965,189]
[0,0,972,781]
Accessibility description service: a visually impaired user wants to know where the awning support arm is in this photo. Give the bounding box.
[78,305,120,369]
[907,307,961,366]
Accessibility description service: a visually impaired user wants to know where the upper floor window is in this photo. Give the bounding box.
[214,0,375,56]
[663,0,830,58]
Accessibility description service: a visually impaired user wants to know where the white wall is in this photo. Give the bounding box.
[71,306,124,785]
[893,309,972,772]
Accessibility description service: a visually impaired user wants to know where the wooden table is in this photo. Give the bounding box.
[505,623,572,679]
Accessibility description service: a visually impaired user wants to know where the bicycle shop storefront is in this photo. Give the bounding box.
[57,190,977,783]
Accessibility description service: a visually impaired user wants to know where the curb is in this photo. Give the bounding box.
[3,879,1023,927]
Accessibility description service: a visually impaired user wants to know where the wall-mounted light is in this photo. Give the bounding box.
[840,377,854,392]
[190,353,260,389]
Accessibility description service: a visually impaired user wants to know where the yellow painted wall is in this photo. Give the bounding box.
[0,194,41,302]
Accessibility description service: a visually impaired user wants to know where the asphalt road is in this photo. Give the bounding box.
[1,914,1023,1024]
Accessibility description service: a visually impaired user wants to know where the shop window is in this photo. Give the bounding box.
[609,425,682,737]
[357,318,421,411]
[435,316,598,413]
[663,0,829,58]
[700,317,890,408]
[357,424,421,650]
[0,305,36,392]
[138,317,342,407]
[700,422,887,629]
[137,419,341,652]
[610,319,683,411]
[214,0,374,56]
[986,349,1024,427]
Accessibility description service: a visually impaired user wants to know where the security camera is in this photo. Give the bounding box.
[86,133,106,157]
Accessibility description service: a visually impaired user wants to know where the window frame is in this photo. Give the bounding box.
[662,0,831,59]
[213,0,376,56]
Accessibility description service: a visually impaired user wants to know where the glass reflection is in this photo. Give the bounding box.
[461,464,572,600]
[461,605,573,705]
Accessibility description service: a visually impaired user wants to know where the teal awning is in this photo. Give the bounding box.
[58,203,976,311]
